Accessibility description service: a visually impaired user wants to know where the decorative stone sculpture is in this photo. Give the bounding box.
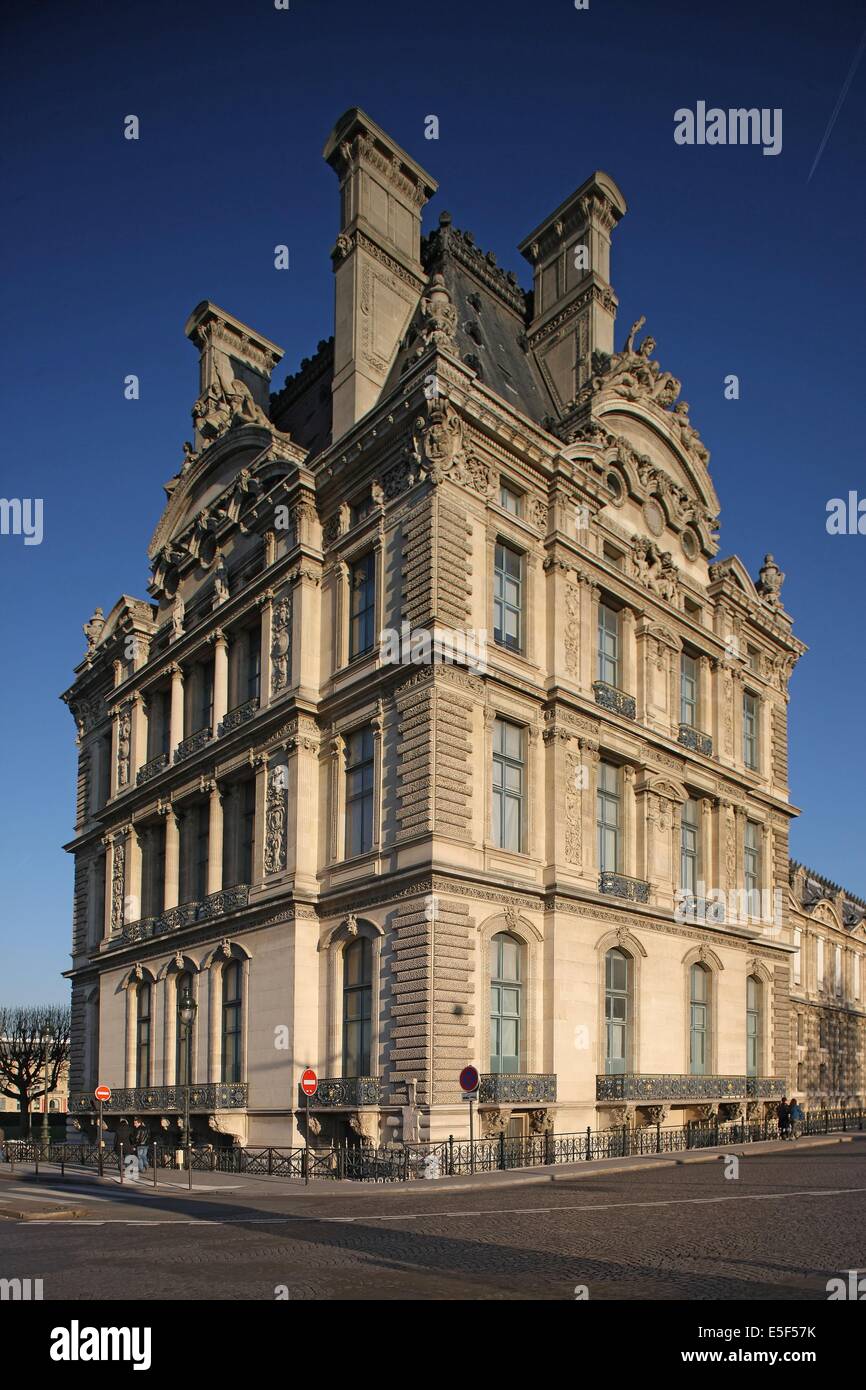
[171,595,185,641]
[756,553,785,607]
[83,607,105,652]
[213,553,230,606]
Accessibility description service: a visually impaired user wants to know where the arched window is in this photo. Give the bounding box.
[490,932,521,1073]
[746,975,762,1077]
[221,962,243,1084]
[136,983,151,1087]
[343,937,372,1076]
[605,948,631,1075]
[176,972,193,1086]
[689,964,710,1075]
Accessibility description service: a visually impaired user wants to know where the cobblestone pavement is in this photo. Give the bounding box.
[1,1144,864,1300]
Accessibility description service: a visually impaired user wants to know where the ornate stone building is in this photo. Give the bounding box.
[62,109,861,1149]
[787,864,865,1107]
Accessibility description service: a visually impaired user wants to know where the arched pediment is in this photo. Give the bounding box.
[707,555,758,600]
[809,899,843,932]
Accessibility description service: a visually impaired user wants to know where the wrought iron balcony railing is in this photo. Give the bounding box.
[593,681,636,720]
[68,1082,248,1114]
[596,1074,786,1102]
[136,752,169,786]
[304,1077,382,1107]
[218,697,260,738]
[174,727,214,763]
[678,723,713,757]
[599,871,650,903]
[111,885,250,948]
[479,1073,557,1105]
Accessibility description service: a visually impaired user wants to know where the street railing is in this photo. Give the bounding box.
[4,1108,862,1183]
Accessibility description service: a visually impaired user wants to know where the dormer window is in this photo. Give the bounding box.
[499,482,522,517]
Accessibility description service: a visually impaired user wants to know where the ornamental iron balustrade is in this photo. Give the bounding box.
[678,723,713,757]
[111,885,249,948]
[67,1082,248,1114]
[596,1073,786,1102]
[593,681,636,720]
[478,1073,557,1104]
[676,894,727,926]
[174,727,214,763]
[10,1110,863,1180]
[218,697,260,737]
[599,871,650,903]
[136,752,169,786]
[307,1077,382,1107]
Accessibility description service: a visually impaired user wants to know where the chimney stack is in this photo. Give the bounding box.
[323,108,438,441]
[518,172,626,410]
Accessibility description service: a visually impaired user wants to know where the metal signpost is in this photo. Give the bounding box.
[459,1065,480,1172]
[300,1069,317,1185]
[94,1084,110,1178]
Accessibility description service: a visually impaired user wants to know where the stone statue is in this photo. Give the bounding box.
[171,594,185,640]
[213,553,230,605]
[83,607,105,652]
[757,553,785,606]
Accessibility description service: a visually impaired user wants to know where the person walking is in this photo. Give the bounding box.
[788,1097,804,1140]
[132,1118,150,1172]
[776,1096,791,1140]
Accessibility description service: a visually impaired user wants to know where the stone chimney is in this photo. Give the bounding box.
[184,301,284,450]
[323,108,438,441]
[518,172,626,410]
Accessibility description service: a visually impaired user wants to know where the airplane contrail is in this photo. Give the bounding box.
[807,22,866,182]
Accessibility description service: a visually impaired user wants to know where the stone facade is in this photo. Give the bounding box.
[61,108,861,1149]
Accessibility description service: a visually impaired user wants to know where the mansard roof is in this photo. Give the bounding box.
[790,859,866,930]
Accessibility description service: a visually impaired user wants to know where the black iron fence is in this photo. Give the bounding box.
[4,1108,862,1183]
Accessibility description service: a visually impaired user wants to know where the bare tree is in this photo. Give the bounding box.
[0,1006,71,1137]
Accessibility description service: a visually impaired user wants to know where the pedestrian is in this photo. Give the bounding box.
[788,1097,804,1140]
[132,1118,150,1172]
[776,1096,791,1140]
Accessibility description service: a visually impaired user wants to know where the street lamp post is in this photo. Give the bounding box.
[177,988,197,1189]
[39,1028,50,1147]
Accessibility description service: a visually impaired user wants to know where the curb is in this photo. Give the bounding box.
[0,1205,89,1222]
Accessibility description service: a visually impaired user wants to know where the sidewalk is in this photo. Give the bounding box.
[2,1132,860,1204]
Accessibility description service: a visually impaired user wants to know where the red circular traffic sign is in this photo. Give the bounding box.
[94,1084,111,1103]
[300,1068,318,1097]
[459,1065,479,1094]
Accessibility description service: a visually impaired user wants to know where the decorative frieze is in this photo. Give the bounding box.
[264,763,288,875]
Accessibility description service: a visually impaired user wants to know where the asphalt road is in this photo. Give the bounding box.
[2,1142,865,1301]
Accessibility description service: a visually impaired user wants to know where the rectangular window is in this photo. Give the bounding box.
[744,820,760,905]
[797,1061,804,1090]
[499,482,522,516]
[793,928,801,985]
[855,955,861,1001]
[350,493,375,526]
[797,1013,804,1045]
[238,780,255,885]
[680,797,699,894]
[349,552,376,658]
[743,691,759,770]
[835,945,842,996]
[345,727,375,857]
[597,761,620,873]
[198,661,214,734]
[142,823,166,918]
[597,603,619,686]
[492,718,525,853]
[680,652,698,728]
[817,938,825,990]
[493,541,523,651]
[245,626,261,702]
[194,802,209,901]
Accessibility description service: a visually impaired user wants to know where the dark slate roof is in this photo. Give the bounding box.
[269,337,334,455]
[412,213,555,425]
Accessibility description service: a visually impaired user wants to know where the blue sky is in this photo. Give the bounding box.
[1,0,864,1002]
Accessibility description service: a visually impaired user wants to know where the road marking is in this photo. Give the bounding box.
[17,1185,866,1227]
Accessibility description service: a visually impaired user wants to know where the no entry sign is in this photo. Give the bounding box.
[300,1068,318,1097]
[459,1065,479,1094]
[94,1084,111,1103]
